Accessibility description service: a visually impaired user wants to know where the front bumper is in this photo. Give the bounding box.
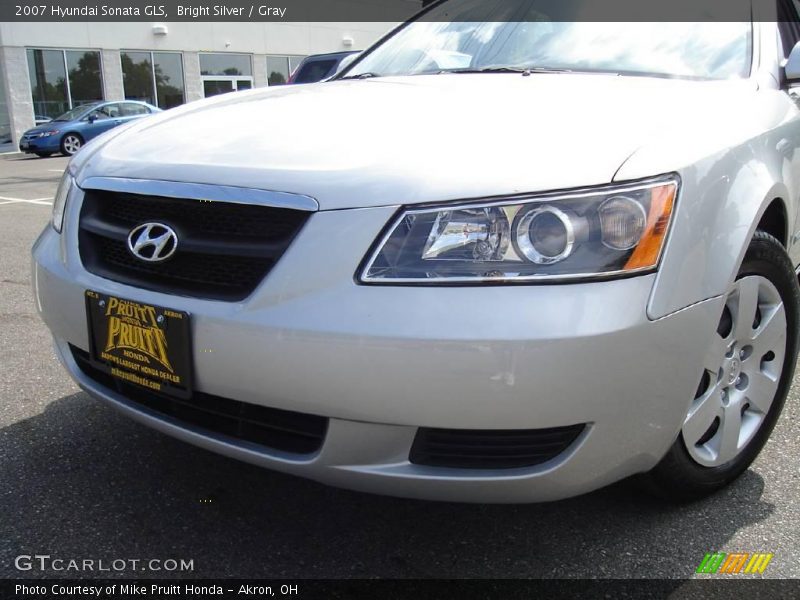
[32,193,724,502]
[20,135,59,153]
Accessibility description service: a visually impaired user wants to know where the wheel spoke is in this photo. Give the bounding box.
[733,277,760,341]
[751,304,786,357]
[683,383,722,446]
[746,370,779,413]
[717,404,743,464]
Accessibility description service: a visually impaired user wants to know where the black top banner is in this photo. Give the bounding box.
[0,0,783,23]
[4,0,421,22]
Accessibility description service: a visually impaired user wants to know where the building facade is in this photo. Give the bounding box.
[0,19,401,150]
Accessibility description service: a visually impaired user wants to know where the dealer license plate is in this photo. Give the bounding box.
[85,291,192,398]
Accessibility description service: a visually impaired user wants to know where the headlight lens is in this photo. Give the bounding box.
[360,176,677,283]
[38,130,59,137]
[52,172,73,233]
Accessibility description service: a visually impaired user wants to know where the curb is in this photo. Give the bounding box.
[0,151,26,160]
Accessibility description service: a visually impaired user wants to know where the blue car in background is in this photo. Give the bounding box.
[19,100,160,158]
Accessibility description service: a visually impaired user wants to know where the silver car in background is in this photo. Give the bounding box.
[32,0,800,502]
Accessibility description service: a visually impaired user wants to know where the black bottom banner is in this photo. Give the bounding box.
[3,579,799,600]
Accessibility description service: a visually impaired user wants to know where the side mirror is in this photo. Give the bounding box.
[785,41,800,82]
[87,113,98,123]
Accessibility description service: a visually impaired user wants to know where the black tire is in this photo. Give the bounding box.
[60,133,83,156]
[34,152,53,158]
[642,231,799,502]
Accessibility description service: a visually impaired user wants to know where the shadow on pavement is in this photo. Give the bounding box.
[0,391,775,580]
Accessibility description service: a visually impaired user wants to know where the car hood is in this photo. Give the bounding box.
[24,122,67,135]
[79,74,758,210]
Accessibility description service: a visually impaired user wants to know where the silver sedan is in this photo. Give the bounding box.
[32,2,800,502]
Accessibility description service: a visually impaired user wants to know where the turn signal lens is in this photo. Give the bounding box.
[360,176,678,283]
[623,183,676,271]
[52,172,73,233]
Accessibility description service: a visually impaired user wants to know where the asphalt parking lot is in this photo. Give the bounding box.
[0,154,798,581]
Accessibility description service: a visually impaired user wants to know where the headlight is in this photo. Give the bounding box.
[52,172,73,233]
[38,130,59,137]
[360,176,678,283]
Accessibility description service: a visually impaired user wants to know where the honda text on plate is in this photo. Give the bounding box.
[32,0,800,502]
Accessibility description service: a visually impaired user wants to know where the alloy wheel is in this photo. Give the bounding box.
[62,135,81,155]
[682,275,787,467]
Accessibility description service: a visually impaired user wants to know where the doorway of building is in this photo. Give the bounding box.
[202,78,253,98]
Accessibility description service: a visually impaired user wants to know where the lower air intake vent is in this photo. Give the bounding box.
[70,345,327,455]
[409,424,586,469]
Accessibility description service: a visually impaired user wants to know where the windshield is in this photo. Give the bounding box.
[52,103,99,122]
[344,0,752,81]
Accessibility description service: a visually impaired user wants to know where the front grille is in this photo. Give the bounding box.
[71,345,327,455]
[78,189,310,301]
[409,424,585,469]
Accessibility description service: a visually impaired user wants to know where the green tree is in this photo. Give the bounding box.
[122,54,155,104]
[68,52,102,105]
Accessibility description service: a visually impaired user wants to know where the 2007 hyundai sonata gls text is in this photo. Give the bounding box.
[32,1,800,502]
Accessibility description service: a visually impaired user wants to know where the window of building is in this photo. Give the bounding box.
[121,51,185,109]
[27,48,103,119]
[199,53,254,98]
[0,60,11,147]
[267,56,290,85]
[65,50,103,107]
[267,55,307,85]
[199,53,253,77]
[121,52,153,104]
[154,53,185,108]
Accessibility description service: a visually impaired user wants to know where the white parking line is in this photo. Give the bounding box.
[48,169,65,173]
[0,195,53,205]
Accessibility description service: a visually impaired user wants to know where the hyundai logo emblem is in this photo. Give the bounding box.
[127,223,179,262]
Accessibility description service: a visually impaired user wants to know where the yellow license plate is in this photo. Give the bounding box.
[85,291,192,398]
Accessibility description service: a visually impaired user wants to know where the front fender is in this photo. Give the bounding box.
[619,145,792,320]
[613,86,800,319]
